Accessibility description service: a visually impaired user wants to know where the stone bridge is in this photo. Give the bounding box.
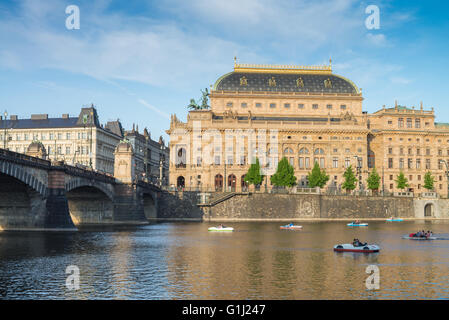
[0,149,161,231]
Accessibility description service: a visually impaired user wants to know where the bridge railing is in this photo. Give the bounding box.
[62,163,117,184]
[0,148,51,168]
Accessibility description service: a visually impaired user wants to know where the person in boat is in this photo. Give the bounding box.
[353,239,367,247]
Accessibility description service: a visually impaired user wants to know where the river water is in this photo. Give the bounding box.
[0,221,449,300]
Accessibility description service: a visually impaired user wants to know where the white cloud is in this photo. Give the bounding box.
[366,33,388,46]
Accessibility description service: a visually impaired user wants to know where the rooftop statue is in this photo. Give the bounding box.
[187,88,210,110]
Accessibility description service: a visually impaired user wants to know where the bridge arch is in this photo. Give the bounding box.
[0,172,46,229]
[65,178,114,201]
[0,160,47,196]
[142,191,157,219]
[66,185,114,225]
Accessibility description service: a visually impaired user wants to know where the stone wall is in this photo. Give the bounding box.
[157,191,204,221]
[320,195,415,219]
[155,192,449,221]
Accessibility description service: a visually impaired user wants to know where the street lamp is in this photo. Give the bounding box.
[3,110,8,149]
[439,159,449,198]
[354,156,362,191]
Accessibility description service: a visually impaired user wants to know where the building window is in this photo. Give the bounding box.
[57,133,63,140]
[345,158,351,168]
[49,133,54,140]
[340,105,346,110]
[416,159,421,169]
[408,159,413,169]
[305,157,310,168]
[408,148,412,155]
[214,156,221,165]
[312,104,319,109]
[326,104,332,109]
[426,148,430,156]
[270,103,276,108]
[66,133,71,140]
[284,103,291,109]
[255,103,261,108]
[333,158,339,168]
[407,118,412,128]
[241,102,247,108]
[66,147,71,154]
[388,158,393,168]
[415,119,421,128]
[398,118,404,128]
[426,159,431,169]
[226,102,233,107]
[388,147,393,155]
[388,120,393,125]
[399,158,404,169]
[298,104,304,109]
[299,158,304,169]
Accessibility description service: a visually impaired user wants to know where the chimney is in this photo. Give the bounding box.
[62,114,69,119]
[10,115,18,120]
[31,114,48,120]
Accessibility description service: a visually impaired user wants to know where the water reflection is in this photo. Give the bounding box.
[1,221,449,299]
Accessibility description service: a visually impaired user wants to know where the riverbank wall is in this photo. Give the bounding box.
[157,191,449,221]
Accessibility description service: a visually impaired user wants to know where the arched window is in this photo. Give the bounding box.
[177,176,185,188]
[176,147,186,167]
[299,148,309,154]
[284,147,293,154]
[215,174,223,191]
[314,148,325,155]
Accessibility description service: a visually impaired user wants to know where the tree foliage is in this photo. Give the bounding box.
[342,165,357,191]
[423,171,435,190]
[270,157,297,187]
[244,158,264,186]
[367,167,381,191]
[395,171,409,190]
[307,162,329,188]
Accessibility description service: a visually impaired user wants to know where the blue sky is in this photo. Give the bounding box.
[1,0,449,140]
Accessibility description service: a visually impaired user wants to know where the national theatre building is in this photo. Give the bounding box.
[167,60,449,197]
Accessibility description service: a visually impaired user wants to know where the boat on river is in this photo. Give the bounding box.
[208,226,234,232]
[280,224,302,230]
[347,222,368,227]
[386,218,404,222]
[402,234,437,240]
[333,243,380,253]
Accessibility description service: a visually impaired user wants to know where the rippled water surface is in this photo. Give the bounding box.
[1,221,449,299]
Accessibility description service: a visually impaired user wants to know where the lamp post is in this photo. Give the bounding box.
[3,110,8,149]
[159,144,165,187]
[439,160,449,198]
[354,156,362,191]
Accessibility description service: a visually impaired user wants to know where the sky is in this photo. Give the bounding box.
[1,0,449,141]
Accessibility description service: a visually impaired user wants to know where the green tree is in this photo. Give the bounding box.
[367,167,381,191]
[395,171,409,191]
[244,158,264,186]
[270,157,297,187]
[423,171,435,190]
[342,165,357,192]
[307,162,330,188]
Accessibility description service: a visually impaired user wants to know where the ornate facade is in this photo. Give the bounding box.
[167,60,449,196]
